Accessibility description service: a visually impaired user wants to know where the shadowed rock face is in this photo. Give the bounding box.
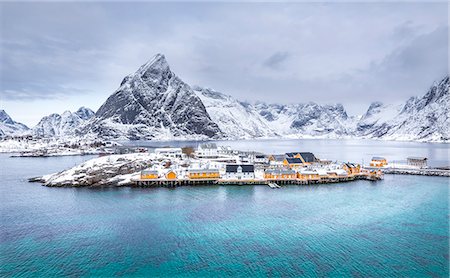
[84,54,222,140]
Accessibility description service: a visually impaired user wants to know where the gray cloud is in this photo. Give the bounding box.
[263,52,291,70]
[0,1,448,125]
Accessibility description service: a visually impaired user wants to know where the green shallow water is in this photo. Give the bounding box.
[0,154,449,277]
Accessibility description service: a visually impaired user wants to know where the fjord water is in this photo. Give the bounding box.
[1,140,449,277]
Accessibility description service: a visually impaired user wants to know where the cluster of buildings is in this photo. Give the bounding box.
[369,156,428,169]
[137,143,381,185]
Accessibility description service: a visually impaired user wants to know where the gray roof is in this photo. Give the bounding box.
[285,152,317,162]
[141,170,158,175]
[199,143,217,149]
[372,156,386,160]
[286,157,303,164]
[226,164,254,173]
[407,157,427,161]
[265,169,296,175]
[270,154,286,161]
[188,169,220,173]
[299,152,317,163]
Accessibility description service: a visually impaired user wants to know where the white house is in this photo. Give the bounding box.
[224,164,255,180]
[196,143,218,158]
[154,148,183,158]
[250,154,269,164]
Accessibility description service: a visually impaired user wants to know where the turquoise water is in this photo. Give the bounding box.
[0,153,449,277]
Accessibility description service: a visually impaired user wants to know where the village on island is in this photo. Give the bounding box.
[1,134,442,187]
[133,143,386,188]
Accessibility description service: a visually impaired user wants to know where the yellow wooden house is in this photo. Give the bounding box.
[370,157,387,167]
[165,170,177,180]
[264,169,296,180]
[187,169,220,179]
[140,169,159,180]
[343,163,361,175]
[297,170,320,180]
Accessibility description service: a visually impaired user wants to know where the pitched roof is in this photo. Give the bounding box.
[299,152,317,163]
[225,164,254,173]
[285,152,317,162]
[372,156,386,161]
[285,157,303,164]
[270,154,286,161]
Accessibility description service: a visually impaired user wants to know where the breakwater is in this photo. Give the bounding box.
[365,166,450,177]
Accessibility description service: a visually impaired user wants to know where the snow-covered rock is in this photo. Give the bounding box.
[32,153,154,187]
[32,107,95,138]
[81,54,222,140]
[0,110,29,137]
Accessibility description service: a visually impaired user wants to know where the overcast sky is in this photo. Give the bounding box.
[1,1,448,126]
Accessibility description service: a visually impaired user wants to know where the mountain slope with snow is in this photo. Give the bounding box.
[253,102,356,138]
[33,107,95,138]
[193,87,277,138]
[0,110,29,137]
[81,54,222,140]
[363,76,449,142]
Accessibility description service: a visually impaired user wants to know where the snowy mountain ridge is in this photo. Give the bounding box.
[2,54,448,142]
[70,53,450,143]
[0,110,30,137]
[32,107,95,138]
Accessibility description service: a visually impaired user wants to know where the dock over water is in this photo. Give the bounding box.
[133,172,382,187]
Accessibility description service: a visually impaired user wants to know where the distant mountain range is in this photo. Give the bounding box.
[1,54,448,142]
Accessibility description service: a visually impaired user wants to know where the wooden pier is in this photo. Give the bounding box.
[133,172,382,188]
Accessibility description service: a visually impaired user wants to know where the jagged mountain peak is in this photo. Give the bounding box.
[75,107,95,120]
[83,54,222,140]
[0,110,29,137]
[138,53,168,72]
[0,109,14,125]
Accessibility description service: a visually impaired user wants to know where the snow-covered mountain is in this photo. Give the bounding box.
[254,102,357,138]
[192,86,359,139]
[0,110,29,137]
[29,53,446,142]
[193,87,276,138]
[358,76,449,142]
[356,102,403,137]
[33,107,94,138]
[81,54,221,140]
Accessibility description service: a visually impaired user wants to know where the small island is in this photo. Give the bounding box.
[30,143,388,188]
